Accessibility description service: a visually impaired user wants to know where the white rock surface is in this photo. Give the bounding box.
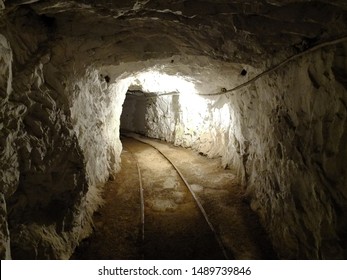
[0,10,122,259]
[229,45,347,258]
[70,69,123,186]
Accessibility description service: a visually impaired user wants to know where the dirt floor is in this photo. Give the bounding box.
[72,135,275,260]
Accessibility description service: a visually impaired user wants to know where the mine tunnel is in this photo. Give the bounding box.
[1,1,347,260]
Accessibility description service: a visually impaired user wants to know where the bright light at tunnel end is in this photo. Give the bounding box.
[128,69,210,113]
[130,69,198,95]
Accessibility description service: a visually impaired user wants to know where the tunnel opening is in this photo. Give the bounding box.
[1,1,347,261]
[119,69,211,144]
[111,64,241,161]
[67,65,279,260]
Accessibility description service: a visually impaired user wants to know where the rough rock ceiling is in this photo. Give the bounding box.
[3,0,347,66]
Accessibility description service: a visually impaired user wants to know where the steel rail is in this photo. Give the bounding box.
[126,135,230,260]
[121,143,145,259]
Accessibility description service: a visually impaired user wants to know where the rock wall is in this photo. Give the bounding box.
[69,69,123,186]
[0,9,122,259]
[235,44,347,259]
[0,32,13,259]
[121,95,147,135]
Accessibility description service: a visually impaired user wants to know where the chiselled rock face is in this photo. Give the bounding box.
[0,0,347,259]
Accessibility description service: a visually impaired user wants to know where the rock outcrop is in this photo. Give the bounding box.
[233,45,347,259]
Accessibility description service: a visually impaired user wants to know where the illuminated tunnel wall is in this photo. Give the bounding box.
[118,68,236,163]
[121,89,232,157]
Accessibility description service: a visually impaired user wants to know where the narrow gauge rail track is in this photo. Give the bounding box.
[123,135,229,260]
